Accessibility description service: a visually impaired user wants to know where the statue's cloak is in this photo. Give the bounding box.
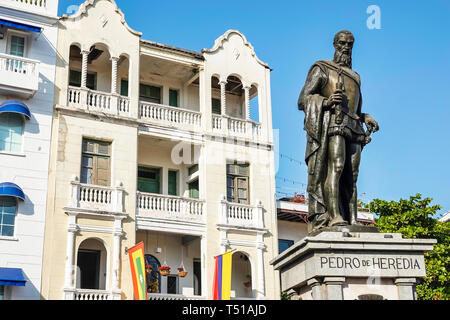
[299,60,362,230]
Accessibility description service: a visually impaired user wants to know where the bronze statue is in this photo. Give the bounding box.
[298,30,379,234]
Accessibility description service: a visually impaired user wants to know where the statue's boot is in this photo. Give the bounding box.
[329,216,348,227]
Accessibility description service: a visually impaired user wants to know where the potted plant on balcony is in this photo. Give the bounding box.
[177,267,188,278]
[158,266,171,276]
[145,265,153,275]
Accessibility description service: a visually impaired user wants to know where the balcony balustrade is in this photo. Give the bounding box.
[212,115,262,141]
[63,288,121,300]
[136,192,205,223]
[0,53,40,98]
[148,293,206,300]
[69,177,124,214]
[139,101,202,130]
[0,0,58,15]
[219,198,264,229]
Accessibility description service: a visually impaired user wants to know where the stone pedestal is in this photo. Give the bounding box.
[271,230,436,300]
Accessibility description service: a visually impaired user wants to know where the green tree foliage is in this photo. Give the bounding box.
[370,194,449,300]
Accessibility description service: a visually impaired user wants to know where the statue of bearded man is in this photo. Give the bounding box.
[298,30,379,234]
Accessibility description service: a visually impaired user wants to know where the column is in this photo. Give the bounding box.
[219,80,227,116]
[307,278,324,300]
[63,213,78,299]
[81,50,90,89]
[395,278,417,300]
[111,56,119,95]
[200,235,207,297]
[324,277,345,300]
[112,217,123,300]
[256,234,265,299]
[244,85,250,120]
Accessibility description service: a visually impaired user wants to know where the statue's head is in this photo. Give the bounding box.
[333,30,354,68]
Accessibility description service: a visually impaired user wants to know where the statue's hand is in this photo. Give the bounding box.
[324,90,345,110]
[363,113,379,133]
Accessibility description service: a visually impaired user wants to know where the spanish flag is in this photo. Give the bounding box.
[128,242,147,300]
[213,251,233,300]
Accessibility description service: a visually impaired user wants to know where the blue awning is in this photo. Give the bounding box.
[0,268,26,287]
[0,101,31,120]
[0,19,42,33]
[0,182,26,201]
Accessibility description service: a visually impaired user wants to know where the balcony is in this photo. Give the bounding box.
[68,177,125,214]
[136,192,205,224]
[148,293,206,300]
[0,0,58,16]
[212,115,262,141]
[139,101,202,131]
[219,198,265,229]
[0,53,40,99]
[64,288,121,300]
[67,86,131,118]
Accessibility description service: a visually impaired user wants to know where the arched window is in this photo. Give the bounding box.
[145,254,161,293]
[0,113,24,153]
[0,197,17,237]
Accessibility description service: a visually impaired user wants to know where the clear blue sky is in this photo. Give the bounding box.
[58,0,450,215]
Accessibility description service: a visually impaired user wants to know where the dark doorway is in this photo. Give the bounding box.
[77,249,100,290]
[193,259,201,296]
[167,275,178,294]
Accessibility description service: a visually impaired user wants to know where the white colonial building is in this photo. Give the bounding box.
[0,0,59,300]
[40,0,279,300]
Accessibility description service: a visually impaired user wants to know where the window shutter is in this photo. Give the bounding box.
[168,170,177,196]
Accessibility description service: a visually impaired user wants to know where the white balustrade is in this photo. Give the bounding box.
[118,96,130,116]
[220,198,264,229]
[0,53,40,96]
[137,192,205,223]
[87,90,111,112]
[139,101,202,129]
[148,293,206,300]
[70,179,124,213]
[67,86,82,108]
[212,115,222,131]
[73,289,112,300]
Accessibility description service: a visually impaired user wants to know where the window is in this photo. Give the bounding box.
[0,285,4,300]
[169,89,179,107]
[69,70,97,90]
[138,167,160,194]
[120,79,129,97]
[9,35,25,57]
[168,170,178,196]
[0,113,24,153]
[167,275,178,294]
[278,239,294,254]
[212,98,221,115]
[145,254,161,293]
[188,164,198,176]
[188,180,199,199]
[226,163,249,204]
[81,139,111,186]
[140,84,161,104]
[0,197,17,237]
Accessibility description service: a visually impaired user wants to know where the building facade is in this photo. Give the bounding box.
[40,0,279,300]
[0,0,59,300]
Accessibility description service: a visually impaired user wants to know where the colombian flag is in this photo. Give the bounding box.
[128,242,147,300]
[213,251,233,300]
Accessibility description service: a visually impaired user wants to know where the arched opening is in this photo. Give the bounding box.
[249,84,259,123]
[231,251,253,298]
[117,54,130,97]
[211,75,221,115]
[76,238,108,290]
[145,254,161,293]
[86,43,111,93]
[226,75,244,119]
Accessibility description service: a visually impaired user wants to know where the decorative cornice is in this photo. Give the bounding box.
[202,29,269,69]
[60,0,142,37]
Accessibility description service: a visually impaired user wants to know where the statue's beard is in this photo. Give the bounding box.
[334,51,352,68]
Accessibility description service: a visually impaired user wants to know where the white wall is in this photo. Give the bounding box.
[0,3,59,300]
